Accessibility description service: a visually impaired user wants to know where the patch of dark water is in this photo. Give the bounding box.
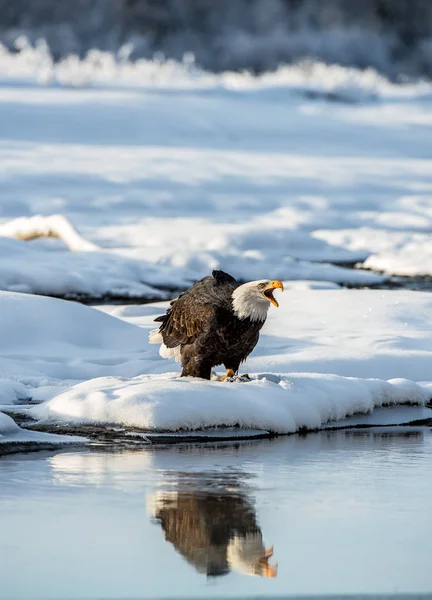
[370,275,432,292]
[13,267,431,306]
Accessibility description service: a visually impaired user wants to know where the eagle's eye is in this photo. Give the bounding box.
[257,282,266,290]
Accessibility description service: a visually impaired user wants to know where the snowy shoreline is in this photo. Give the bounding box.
[1,289,432,454]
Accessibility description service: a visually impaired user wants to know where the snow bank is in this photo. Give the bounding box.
[0,213,385,299]
[363,240,432,277]
[0,291,156,381]
[30,373,431,434]
[0,410,85,449]
[0,411,20,436]
[0,378,29,405]
[157,249,385,287]
[315,229,432,277]
[0,237,183,299]
[0,291,145,354]
[1,42,432,102]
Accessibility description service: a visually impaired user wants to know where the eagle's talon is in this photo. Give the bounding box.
[220,368,236,382]
[225,373,251,383]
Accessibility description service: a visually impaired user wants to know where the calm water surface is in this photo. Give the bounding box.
[1,428,432,599]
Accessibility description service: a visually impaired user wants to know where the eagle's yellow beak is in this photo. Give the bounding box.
[258,546,278,577]
[262,280,284,307]
[261,562,278,578]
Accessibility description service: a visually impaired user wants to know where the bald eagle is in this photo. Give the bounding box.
[150,487,277,578]
[149,270,283,380]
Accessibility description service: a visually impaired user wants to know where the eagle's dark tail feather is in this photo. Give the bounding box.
[212,270,237,285]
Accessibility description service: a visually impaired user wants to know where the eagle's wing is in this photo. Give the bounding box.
[158,290,217,348]
[155,272,237,348]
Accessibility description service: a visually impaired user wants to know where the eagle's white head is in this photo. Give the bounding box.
[232,279,284,321]
[227,533,278,578]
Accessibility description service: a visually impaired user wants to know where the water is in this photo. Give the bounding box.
[1,428,432,599]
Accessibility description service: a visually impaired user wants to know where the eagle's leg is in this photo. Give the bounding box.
[181,365,212,379]
[180,354,212,379]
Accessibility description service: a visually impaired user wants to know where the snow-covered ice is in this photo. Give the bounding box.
[0,409,85,451]
[30,372,431,434]
[0,237,184,299]
[0,48,431,301]
[0,289,430,438]
[363,239,432,277]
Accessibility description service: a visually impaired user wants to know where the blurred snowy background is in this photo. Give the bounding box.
[1,0,432,79]
[0,1,431,302]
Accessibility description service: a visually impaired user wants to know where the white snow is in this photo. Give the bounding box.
[363,240,432,277]
[0,227,384,299]
[0,48,431,299]
[316,228,432,277]
[0,291,155,381]
[0,378,29,404]
[0,409,85,448]
[0,411,20,435]
[1,41,432,101]
[0,237,182,299]
[29,372,431,435]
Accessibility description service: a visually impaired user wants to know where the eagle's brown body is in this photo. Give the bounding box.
[152,483,275,577]
[153,271,264,379]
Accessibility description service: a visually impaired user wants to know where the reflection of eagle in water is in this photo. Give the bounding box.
[149,270,283,380]
[149,487,277,578]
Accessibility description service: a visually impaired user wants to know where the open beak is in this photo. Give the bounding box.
[258,547,278,578]
[262,280,284,307]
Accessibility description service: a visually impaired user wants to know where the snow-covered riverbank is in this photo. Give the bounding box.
[0,53,431,300]
[1,288,431,450]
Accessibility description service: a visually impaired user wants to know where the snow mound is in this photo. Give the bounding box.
[30,373,431,435]
[0,410,85,449]
[315,228,432,277]
[0,291,147,354]
[363,240,432,277]
[0,378,30,405]
[0,291,156,382]
[0,411,20,435]
[0,237,183,299]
